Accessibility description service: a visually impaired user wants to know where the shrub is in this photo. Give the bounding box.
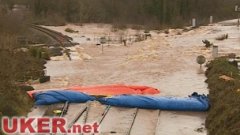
[205,57,240,135]
[202,40,213,48]
[48,47,63,56]
[39,76,50,83]
[29,47,51,60]
[41,52,50,60]
[29,47,38,57]
[18,85,35,91]
[65,28,78,33]
[205,57,240,79]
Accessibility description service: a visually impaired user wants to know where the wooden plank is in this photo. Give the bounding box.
[130,109,160,135]
[64,103,87,128]
[99,107,137,135]
[27,105,48,117]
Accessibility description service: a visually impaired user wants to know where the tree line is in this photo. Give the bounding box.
[1,0,240,28]
[27,0,240,28]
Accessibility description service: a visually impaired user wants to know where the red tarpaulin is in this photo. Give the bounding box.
[28,84,160,97]
[68,84,160,95]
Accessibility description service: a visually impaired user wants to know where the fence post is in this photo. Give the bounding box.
[235,5,240,27]
[210,16,213,24]
[212,45,218,58]
[192,18,196,27]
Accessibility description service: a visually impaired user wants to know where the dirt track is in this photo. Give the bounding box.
[31,20,240,134]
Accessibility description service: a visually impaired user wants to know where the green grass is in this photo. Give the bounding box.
[205,57,240,135]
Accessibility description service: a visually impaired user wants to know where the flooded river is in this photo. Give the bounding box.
[33,20,240,134]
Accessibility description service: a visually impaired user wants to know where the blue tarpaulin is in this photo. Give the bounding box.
[33,90,95,105]
[98,92,209,111]
[32,90,209,111]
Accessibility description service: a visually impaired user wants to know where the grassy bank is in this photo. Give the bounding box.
[0,9,50,127]
[205,57,240,135]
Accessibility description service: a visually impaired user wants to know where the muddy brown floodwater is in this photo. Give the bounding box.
[32,20,240,134]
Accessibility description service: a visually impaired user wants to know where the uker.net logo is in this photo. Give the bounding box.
[1,117,99,134]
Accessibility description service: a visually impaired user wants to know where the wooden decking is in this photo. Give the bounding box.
[28,101,161,135]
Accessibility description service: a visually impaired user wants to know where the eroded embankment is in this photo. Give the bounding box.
[205,57,240,135]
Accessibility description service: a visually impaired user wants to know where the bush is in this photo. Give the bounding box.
[48,47,63,56]
[205,57,240,79]
[18,85,35,91]
[39,76,50,83]
[0,11,37,120]
[202,40,213,48]
[29,47,38,57]
[29,47,51,60]
[65,28,78,33]
[0,87,33,117]
[41,52,50,60]
[205,57,240,135]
